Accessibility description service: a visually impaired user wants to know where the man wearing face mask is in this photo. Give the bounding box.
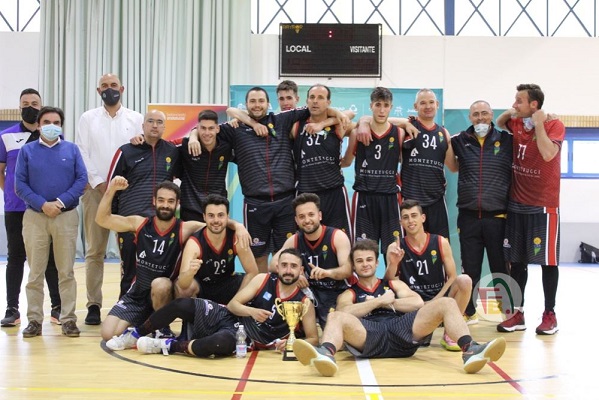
[76,74,143,326]
[0,89,62,328]
[15,106,87,337]
[446,101,512,324]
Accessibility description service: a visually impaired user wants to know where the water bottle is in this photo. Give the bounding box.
[236,324,247,358]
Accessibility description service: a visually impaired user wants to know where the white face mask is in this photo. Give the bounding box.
[473,123,489,138]
[523,117,535,131]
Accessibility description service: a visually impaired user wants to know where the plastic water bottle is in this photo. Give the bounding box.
[236,324,247,358]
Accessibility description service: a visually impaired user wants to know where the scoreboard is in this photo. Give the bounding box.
[279,23,381,78]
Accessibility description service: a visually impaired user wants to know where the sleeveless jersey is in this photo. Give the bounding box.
[400,119,448,206]
[129,217,184,298]
[242,273,307,344]
[507,118,565,209]
[353,124,400,194]
[296,226,349,292]
[399,234,446,301]
[348,278,402,321]
[292,120,344,192]
[190,227,237,286]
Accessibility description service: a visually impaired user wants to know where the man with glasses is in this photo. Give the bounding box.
[107,110,180,298]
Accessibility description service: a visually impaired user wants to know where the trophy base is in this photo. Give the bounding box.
[282,349,298,361]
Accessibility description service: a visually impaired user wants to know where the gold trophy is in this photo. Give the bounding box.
[275,298,309,361]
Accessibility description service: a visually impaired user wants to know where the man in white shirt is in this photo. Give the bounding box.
[75,73,143,325]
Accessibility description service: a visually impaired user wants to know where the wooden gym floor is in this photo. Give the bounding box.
[0,261,595,399]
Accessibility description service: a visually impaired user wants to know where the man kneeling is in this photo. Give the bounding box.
[293,239,506,376]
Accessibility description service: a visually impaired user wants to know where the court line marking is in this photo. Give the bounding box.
[101,341,558,389]
[489,362,526,394]
[356,358,383,400]
[231,350,259,400]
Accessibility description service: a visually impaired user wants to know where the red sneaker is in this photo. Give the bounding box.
[497,310,526,332]
[535,310,558,335]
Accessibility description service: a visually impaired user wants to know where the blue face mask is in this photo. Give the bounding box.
[40,124,62,141]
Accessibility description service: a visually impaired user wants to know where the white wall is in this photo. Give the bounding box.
[0,33,40,109]
[1,32,598,261]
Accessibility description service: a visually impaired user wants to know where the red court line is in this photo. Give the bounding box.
[231,350,259,400]
[489,362,526,394]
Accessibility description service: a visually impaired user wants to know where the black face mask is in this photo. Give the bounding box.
[101,88,121,106]
[21,106,39,124]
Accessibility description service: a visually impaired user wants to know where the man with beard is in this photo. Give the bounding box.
[227,248,319,350]
[292,239,506,377]
[107,110,180,298]
[97,177,248,341]
[221,87,348,273]
[175,194,259,304]
[270,193,352,327]
[0,89,61,327]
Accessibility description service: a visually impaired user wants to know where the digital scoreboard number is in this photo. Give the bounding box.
[279,23,381,78]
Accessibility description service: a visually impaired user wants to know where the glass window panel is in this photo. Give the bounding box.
[573,140,599,174]
[561,140,568,174]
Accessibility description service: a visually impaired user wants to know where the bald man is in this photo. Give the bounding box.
[107,110,181,298]
[76,73,144,325]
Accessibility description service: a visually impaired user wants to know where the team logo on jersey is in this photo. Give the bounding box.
[267,123,276,136]
[393,230,400,238]
[533,237,542,255]
[218,155,225,170]
[410,148,419,157]
[438,132,444,142]
[431,249,438,264]
[286,232,293,239]
[322,245,328,261]
[262,291,272,301]
[228,248,234,262]
[251,237,266,247]
[503,238,511,248]
[494,141,501,155]
[168,232,175,247]
[319,126,331,140]
[409,276,416,285]
[138,251,146,259]
[362,159,368,168]
[165,156,172,171]
[388,136,395,150]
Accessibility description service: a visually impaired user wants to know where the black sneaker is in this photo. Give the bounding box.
[50,306,61,325]
[154,326,176,339]
[1,308,21,327]
[22,320,42,337]
[85,305,101,325]
[62,320,81,337]
[462,337,506,374]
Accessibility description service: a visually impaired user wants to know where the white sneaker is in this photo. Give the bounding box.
[106,329,139,351]
[137,336,172,355]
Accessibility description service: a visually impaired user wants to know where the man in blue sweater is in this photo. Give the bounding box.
[15,106,87,338]
[0,89,61,327]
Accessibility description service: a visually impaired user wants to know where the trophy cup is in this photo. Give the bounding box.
[275,298,309,361]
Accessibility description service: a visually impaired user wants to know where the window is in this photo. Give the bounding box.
[561,128,599,178]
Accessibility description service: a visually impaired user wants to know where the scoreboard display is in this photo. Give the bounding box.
[279,23,381,78]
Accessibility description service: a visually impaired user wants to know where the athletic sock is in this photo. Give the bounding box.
[321,342,337,356]
[458,335,473,352]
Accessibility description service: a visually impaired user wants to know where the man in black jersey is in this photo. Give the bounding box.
[107,110,181,299]
[228,248,319,350]
[342,87,403,253]
[292,84,354,234]
[98,177,248,342]
[177,110,232,222]
[223,87,348,273]
[384,199,471,351]
[270,193,352,327]
[176,194,259,304]
[293,239,506,376]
